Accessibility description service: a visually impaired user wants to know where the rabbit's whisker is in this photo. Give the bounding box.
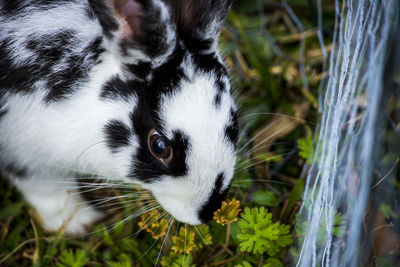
[155,217,174,267]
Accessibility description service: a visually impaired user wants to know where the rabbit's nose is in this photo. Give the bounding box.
[198,173,229,223]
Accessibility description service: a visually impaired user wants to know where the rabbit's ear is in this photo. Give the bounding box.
[112,0,176,62]
[168,0,231,50]
[112,0,142,39]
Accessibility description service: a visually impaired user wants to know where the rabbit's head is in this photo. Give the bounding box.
[105,0,238,224]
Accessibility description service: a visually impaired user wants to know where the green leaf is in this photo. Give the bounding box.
[112,261,131,267]
[379,203,398,219]
[376,256,397,267]
[56,249,89,267]
[161,253,179,267]
[283,178,304,220]
[172,227,196,254]
[235,261,252,267]
[194,224,212,249]
[0,202,24,221]
[103,228,114,246]
[237,207,292,256]
[298,136,314,164]
[252,191,279,207]
[263,258,283,267]
[113,220,125,236]
[5,220,29,250]
[172,254,195,267]
[161,253,195,267]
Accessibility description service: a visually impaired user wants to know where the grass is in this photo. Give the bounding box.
[0,1,337,266]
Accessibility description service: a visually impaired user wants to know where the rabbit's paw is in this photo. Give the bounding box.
[14,177,103,235]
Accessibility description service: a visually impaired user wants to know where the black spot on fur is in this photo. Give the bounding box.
[85,5,96,20]
[104,120,132,153]
[198,173,229,222]
[5,163,28,177]
[27,30,75,62]
[0,109,7,119]
[1,161,29,177]
[129,45,186,112]
[225,109,239,148]
[149,48,186,96]
[88,0,119,39]
[213,80,225,107]
[0,38,47,94]
[167,132,189,176]
[116,45,186,106]
[216,80,225,92]
[180,34,213,53]
[125,61,153,80]
[214,93,222,107]
[0,0,74,16]
[0,1,25,15]
[45,37,104,102]
[192,52,229,82]
[0,95,7,119]
[101,75,137,101]
[1,28,104,102]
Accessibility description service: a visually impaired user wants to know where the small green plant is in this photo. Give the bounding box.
[171,227,196,254]
[161,253,195,267]
[236,258,283,267]
[56,250,89,267]
[298,136,315,164]
[237,207,292,256]
[138,209,170,239]
[379,202,398,219]
[213,198,241,225]
[235,261,253,267]
[193,224,212,249]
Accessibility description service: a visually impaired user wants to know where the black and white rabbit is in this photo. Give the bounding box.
[0,0,238,234]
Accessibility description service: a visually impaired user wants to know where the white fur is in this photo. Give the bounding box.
[15,173,103,234]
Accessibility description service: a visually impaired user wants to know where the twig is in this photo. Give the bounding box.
[210,252,242,266]
[371,158,399,189]
[258,255,264,267]
[1,211,18,243]
[30,218,40,265]
[208,224,231,263]
[372,223,394,233]
[0,238,36,264]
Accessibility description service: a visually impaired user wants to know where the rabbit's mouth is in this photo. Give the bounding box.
[145,172,231,225]
[152,194,202,225]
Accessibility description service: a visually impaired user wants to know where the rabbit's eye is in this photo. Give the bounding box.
[148,130,172,165]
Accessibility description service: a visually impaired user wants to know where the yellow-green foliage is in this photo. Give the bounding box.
[237,207,292,255]
[56,250,89,267]
[213,198,241,225]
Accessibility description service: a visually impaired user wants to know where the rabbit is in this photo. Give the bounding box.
[0,0,238,234]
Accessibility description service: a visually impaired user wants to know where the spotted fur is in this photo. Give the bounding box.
[0,0,238,233]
